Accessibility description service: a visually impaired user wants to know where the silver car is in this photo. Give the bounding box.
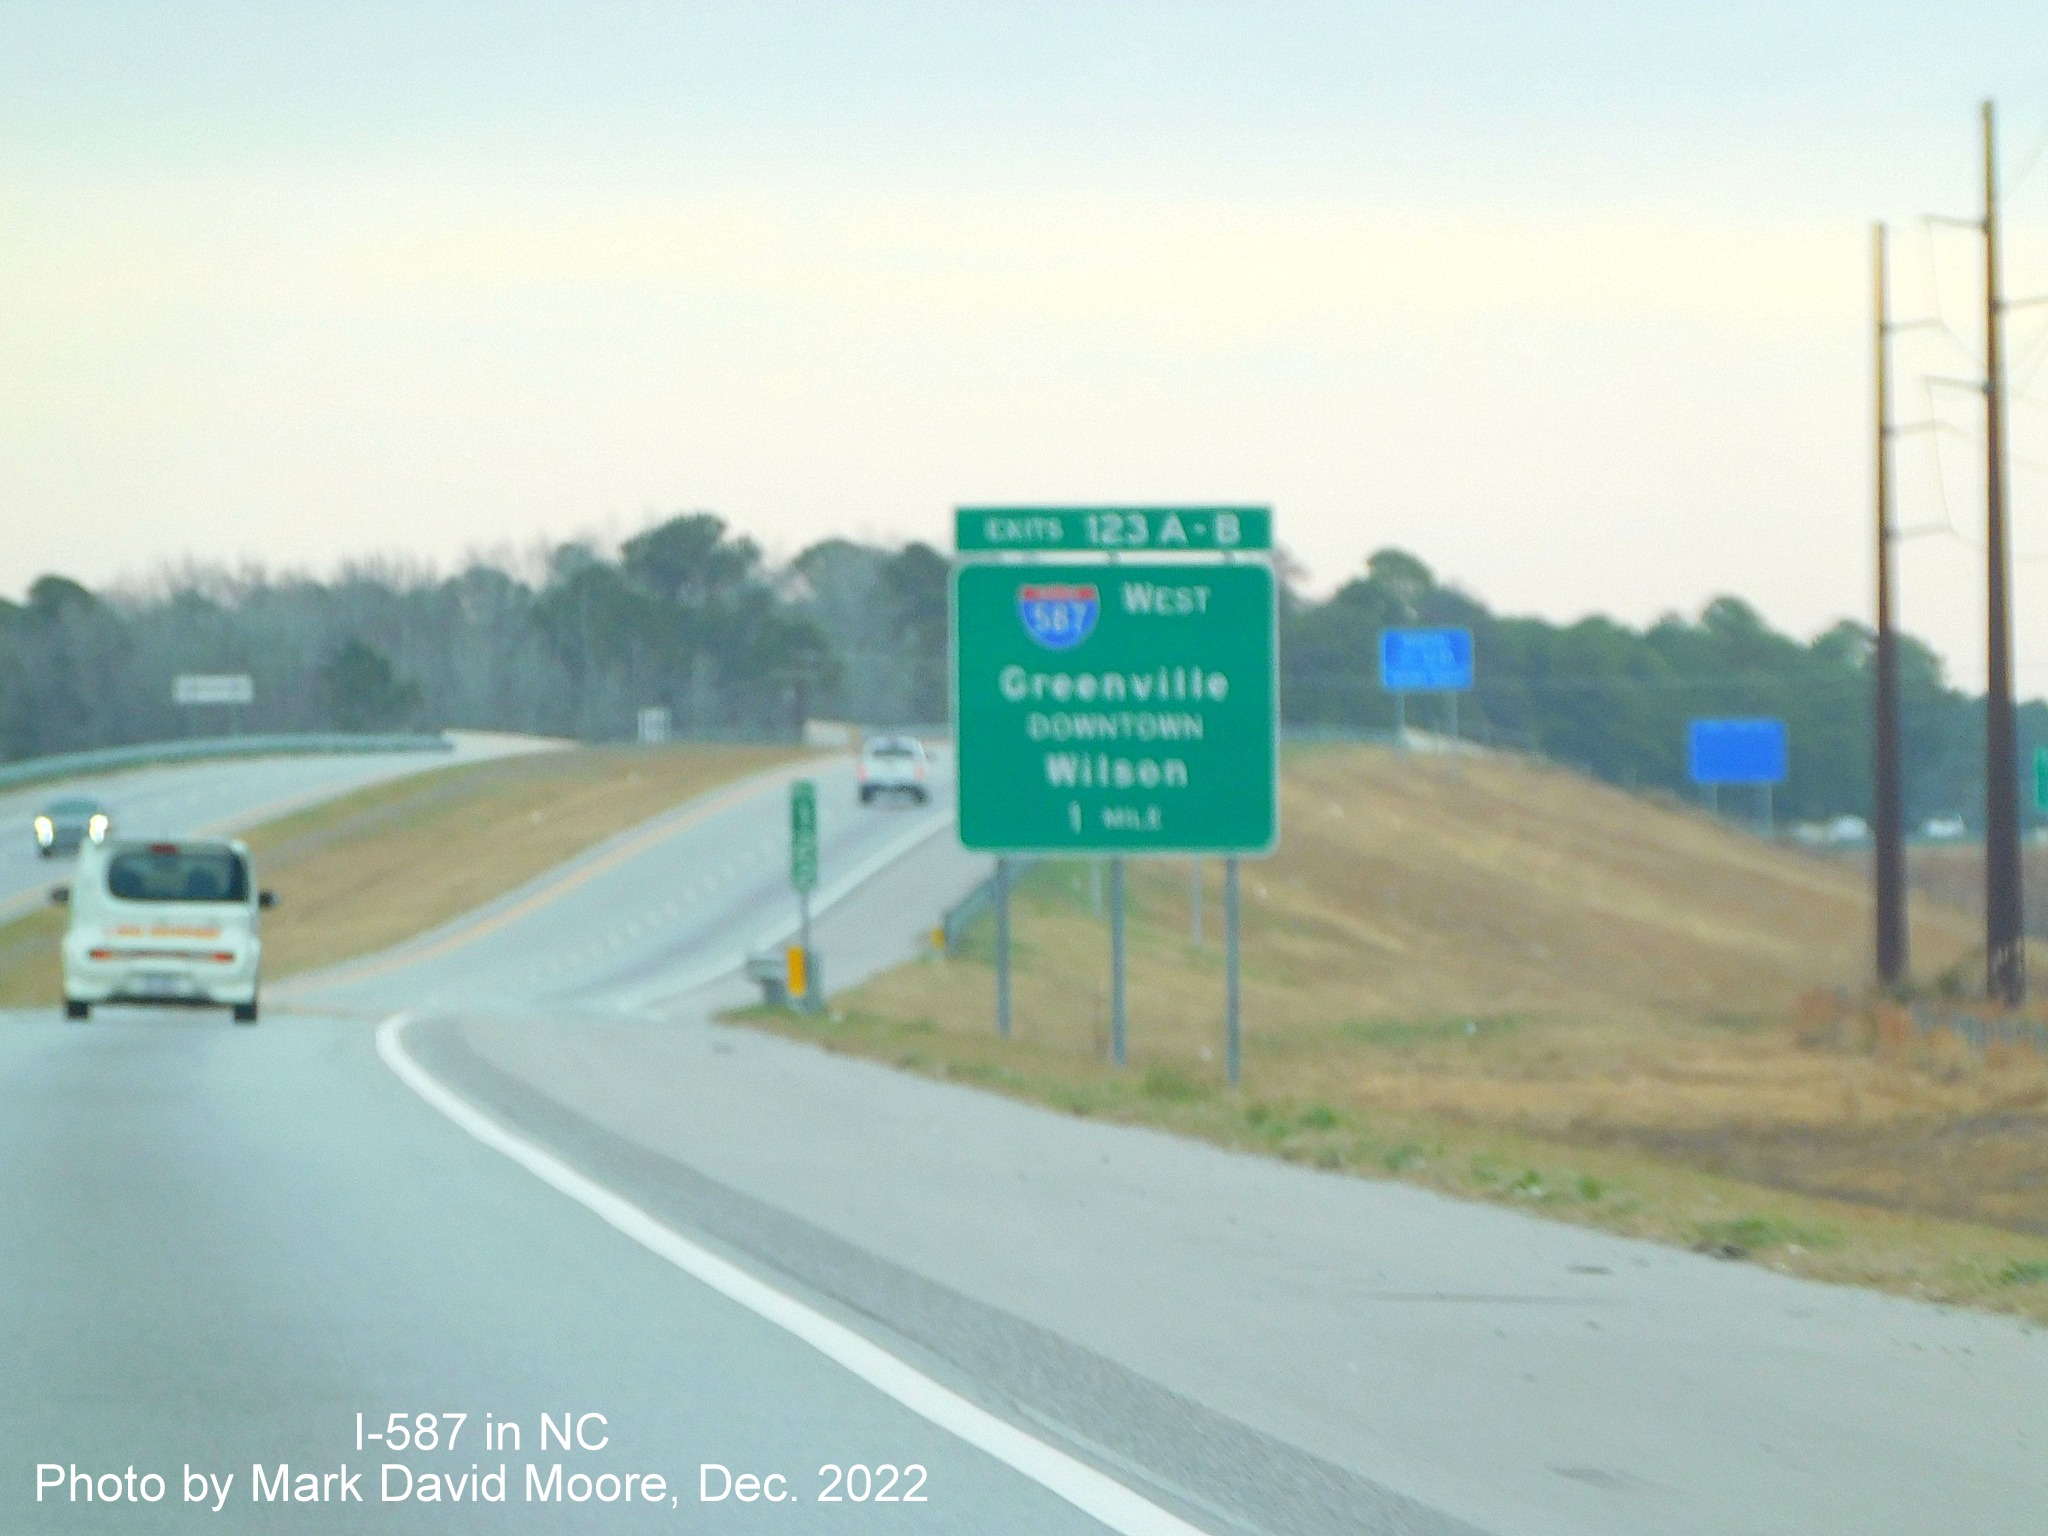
[34,797,111,859]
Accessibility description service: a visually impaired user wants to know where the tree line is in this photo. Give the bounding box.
[0,515,947,755]
[1285,548,2042,828]
[0,518,2031,827]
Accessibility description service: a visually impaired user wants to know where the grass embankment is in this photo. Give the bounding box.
[1898,841,2048,947]
[0,744,797,1006]
[738,745,2048,1321]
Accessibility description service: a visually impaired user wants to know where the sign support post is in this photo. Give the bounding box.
[1109,857,1127,1066]
[797,889,813,1001]
[1380,630,1472,763]
[789,778,821,1011]
[952,506,1279,1078]
[995,857,1012,1039]
[1225,858,1242,1088]
[1687,719,1788,837]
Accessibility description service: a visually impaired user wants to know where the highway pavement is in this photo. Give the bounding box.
[9,744,2048,1534]
[292,750,970,1019]
[0,1006,1113,1534]
[0,732,551,921]
[454,1006,2048,1536]
[12,749,1136,1535]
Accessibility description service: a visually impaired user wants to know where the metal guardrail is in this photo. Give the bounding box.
[1280,723,1540,753]
[743,950,789,1006]
[938,880,994,955]
[1281,725,1403,745]
[0,733,454,792]
[938,857,1035,955]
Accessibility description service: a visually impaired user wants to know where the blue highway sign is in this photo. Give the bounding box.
[1688,718,1788,786]
[1379,628,1474,693]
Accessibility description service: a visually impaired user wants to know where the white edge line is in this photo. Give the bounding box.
[374,1012,1207,1536]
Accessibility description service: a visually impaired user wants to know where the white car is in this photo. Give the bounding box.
[57,837,275,1024]
[857,735,930,805]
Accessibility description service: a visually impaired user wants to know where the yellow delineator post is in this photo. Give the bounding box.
[785,943,809,1005]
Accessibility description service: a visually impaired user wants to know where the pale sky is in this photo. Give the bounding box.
[7,3,2048,688]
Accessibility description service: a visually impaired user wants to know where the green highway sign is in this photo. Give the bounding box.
[790,778,819,891]
[956,507,1271,556]
[2035,745,2048,813]
[952,561,1277,854]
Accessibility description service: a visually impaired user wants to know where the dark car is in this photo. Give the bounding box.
[34,797,111,859]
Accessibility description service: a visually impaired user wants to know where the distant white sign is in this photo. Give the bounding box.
[173,673,254,706]
[636,706,672,745]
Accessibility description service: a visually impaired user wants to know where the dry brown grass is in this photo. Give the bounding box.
[0,909,62,1008]
[859,745,1992,1082]
[1897,840,2048,950]
[794,744,2048,1318]
[0,744,797,1005]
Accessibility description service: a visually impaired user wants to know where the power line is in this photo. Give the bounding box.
[2005,114,2048,196]
[2011,315,2048,391]
[1903,416,2048,482]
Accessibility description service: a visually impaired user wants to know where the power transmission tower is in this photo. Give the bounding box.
[1981,100,2025,1006]
[1873,223,1909,989]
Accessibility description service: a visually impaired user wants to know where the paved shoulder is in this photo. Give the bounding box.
[451,1008,2048,1536]
[408,1010,1480,1536]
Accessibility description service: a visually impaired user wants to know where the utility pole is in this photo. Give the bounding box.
[1873,223,1909,989]
[1982,100,2026,1006]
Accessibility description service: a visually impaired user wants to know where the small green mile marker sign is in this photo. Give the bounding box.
[952,559,1277,855]
[790,778,819,892]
